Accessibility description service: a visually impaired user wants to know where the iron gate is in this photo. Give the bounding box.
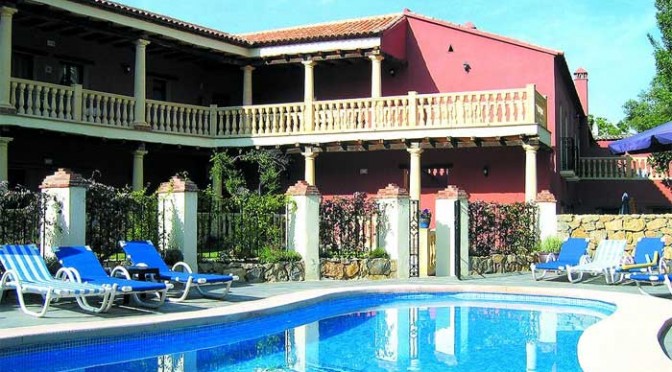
[409,199,420,277]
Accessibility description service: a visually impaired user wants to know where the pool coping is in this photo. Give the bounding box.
[1,283,670,371]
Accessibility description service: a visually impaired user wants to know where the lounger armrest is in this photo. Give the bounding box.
[621,255,634,266]
[230,274,240,281]
[56,267,81,282]
[110,266,131,280]
[545,253,557,263]
[171,261,193,273]
[0,269,19,286]
[579,255,591,265]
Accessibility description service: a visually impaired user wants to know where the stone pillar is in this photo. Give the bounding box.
[39,169,87,257]
[0,7,17,111]
[131,145,148,191]
[0,136,12,182]
[286,181,321,280]
[302,146,318,186]
[133,38,150,128]
[376,184,410,279]
[242,65,254,105]
[302,59,315,131]
[435,186,469,278]
[536,190,557,240]
[523,144,539,202]
[407,145,423,201]
[157,175,199,270]
[369,54,384,98]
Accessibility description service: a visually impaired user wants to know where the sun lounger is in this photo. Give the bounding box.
[120,240,238,302]
[611,237,665,283]
[530,237,590,281]
[565,239,627,283]
[0,244,112,317]
[53,246,172,309]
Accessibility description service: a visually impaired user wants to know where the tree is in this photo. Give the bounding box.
[588,115,630,136]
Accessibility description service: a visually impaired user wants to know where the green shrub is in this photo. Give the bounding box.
[162,248,184,266]
[259,247,302,264]
[368,247,390,259]
[539,236,564,254]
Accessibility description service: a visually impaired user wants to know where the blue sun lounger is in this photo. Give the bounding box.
[530,237,590,281]
[0,244,112,317]
[120,240,238,302]
[54,246,172,309]
[612,237,665,283]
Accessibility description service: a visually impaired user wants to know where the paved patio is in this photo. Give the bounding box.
[1,272,671,356]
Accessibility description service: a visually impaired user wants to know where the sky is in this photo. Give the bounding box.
[116,0,660,125]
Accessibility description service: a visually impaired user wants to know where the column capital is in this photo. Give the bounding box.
[368,54,384,62]
[301,150,319,160]
[241,65,255,72]
[1,7,17,17]
[135,38,150,48]
[133,149,148,157]
[0,136,13,145]
[523,143,539,152]
[407,147,424,156]
[302,59,316,68]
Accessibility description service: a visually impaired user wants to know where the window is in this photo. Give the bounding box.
[59,61,83,85]
[12,53,34,79]
[150,78,168,101]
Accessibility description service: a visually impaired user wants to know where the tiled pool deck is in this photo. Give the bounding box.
[1,273,671,370]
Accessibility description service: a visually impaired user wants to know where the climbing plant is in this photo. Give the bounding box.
[468,201,539,256]
[0,181,60,250]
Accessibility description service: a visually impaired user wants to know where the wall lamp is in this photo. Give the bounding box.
[482,165,489,177]
[121,63,131,74]
[388,68,396,77]
[463,62,471,73]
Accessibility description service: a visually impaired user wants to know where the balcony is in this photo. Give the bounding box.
[5,78,548,148]
[576,156,670,180]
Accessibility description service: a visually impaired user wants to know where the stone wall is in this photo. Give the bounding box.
[557,214,672,257]
[197,258,397,282]
[320,258,397,280]
[470,254,536,275]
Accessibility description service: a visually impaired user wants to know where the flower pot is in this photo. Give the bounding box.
[419,218,431,228]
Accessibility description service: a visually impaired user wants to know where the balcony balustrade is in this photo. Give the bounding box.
[577,156,672,180]
[8,78,547,140]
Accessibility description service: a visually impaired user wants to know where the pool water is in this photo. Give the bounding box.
[0,293,613,372]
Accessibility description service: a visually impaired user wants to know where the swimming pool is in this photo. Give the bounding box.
[0,292,615,371]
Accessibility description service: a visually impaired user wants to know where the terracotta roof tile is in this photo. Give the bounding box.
[238,13,405,46]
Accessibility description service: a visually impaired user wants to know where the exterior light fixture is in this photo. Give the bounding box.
[388,68,396,76]
[482,166,489,177]
[463,62,471,72]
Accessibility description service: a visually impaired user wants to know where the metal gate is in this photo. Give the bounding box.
[409,199,420,277]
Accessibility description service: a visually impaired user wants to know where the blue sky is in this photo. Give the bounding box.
[117,0,659,124]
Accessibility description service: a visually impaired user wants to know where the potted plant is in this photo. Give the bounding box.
[419,208,432,228]
[536,236,564,263]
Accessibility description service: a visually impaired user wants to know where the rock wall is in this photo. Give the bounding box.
[197,258,397,282]
[557,214,672,257]
[469,254,536,275]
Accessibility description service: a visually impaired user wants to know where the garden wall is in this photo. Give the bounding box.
[197,258,397,282]
[557,214,672,258]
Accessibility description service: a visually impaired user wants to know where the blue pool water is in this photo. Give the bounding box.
[0,292,614,372]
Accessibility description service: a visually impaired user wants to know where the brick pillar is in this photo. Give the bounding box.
[536,190,557,240]
[435,186,469,278]
[39,169,87,257]
[286,181,321,280]
[157,175,199,270]
[376,184,410,279]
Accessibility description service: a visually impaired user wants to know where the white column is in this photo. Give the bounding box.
[302,147,318,186]
[0,136,12,182]
[524,144,539,202]
[302,59,315,131]
[376,184,410,279]
[39,169,87,257]
[435,186,470,278]
[536,190,557,240]
[132,145,148,191]
[286,181,321,280]
[407,145,423,201]
[133,38,150,128]
[0,7,17,110]
[157,175,199,270]
[369,54,384,98]
[242,65,254,105]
